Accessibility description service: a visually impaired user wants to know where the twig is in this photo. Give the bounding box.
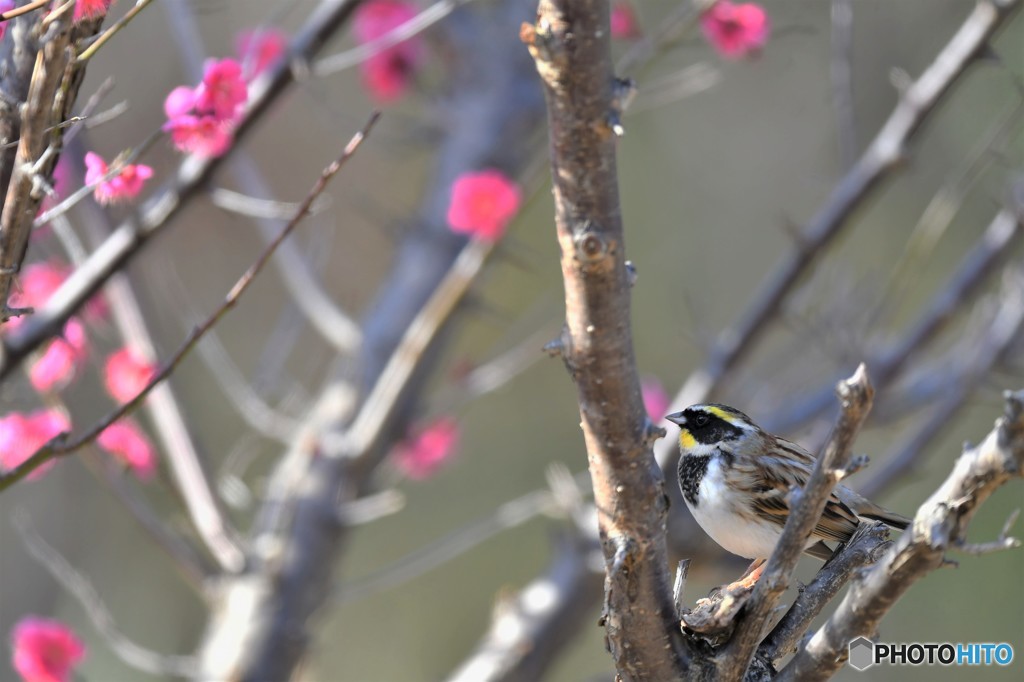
[210,187,332,220]
[657,0,1023,454]
[76,0,157,63]
[445,531,603,682]
[859,267,1024,497]
[0,0,49,22]
[314,0,477,76]
[83,452,213,593]
[337,484,565,604]
[13,512,199,678]
[714,365,875,680]
[0,113,380,491]
[33,129,162,226]
[328,237,496,463]
[64,148,248,575]
[758,521,892,663]
[956,508,1021,555]
[779,387,1024,682]
[831,0,857,169]
[0,0,367,378]
[765,207,1022,436]
[526,1,689,677]
[161,0,364,356]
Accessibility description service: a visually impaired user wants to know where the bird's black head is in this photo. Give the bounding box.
[665,403,753,446]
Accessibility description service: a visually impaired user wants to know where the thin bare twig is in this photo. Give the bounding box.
[0,0,49,22]
[13,512,199,678]
[831,0,857,169]
[0,0,367,378]
[0,113,380,491]
[658,0,1023,448]
[859,267,1024,497]
[315,0,477,76]
[758,521,893,663]
[76,0,157,63]
[161,0,365,356]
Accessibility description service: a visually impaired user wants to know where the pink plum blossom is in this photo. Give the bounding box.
[163,114,233,158]
[163,86,197,119]
[0,2,14,42]
[83,152,153,205]
[0,410,71,480]
[74,0,112,23]
[236,28,287,78]
[29,319,88,392]
[353,0,424,102]
[6,264,90,391]
[10,617,86,682]
[611,3,640,39]
[393,417,459,480]
[194,58,248,120]
[700,1,770,60]
[103,347,157,403]
[163,58,248,158]
[447,169,521,241]
[641,377,670,421]
[97,420,157,480]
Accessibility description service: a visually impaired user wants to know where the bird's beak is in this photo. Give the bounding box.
[665,411,686,426]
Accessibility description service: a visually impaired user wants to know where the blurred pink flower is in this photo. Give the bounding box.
[104,347,157,403]
[611,2,640,39]
[700,1,770,60]
[83,152,153,205]
[163,58,246,158]
[0,410,71,480]
[236,28,287,78]
[194,58,248,121]
[163,86,197,119]
[163,114,234,158]
[11,617,85,682]
[74,0,113,22]
[641,377,670,420]
[353,0,424,102]
[13,262,67,312]
[393,417,459,480]
[29,319,88,392]
[0,2,14,41]
[447,170,521,241]
[97,420,157,480]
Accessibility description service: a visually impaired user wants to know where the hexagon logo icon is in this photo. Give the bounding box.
[848,636,876,671]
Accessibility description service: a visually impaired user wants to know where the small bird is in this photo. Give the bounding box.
[666,403,909,584]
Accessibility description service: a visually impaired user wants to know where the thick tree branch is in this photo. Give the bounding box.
[0,7,74,318]
[779,387,1024,681]
[526,1,688,678]
[194,3,545,678]
[446,532,603,682]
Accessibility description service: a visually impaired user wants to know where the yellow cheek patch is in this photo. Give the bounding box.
[705,406,732,421]
[679,430,696,450]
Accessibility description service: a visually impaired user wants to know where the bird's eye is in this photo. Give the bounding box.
[694,413,709,428]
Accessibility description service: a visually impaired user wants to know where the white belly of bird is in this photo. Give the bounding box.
[687,456,783,560]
